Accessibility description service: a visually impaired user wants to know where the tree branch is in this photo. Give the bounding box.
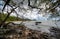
[0,7,17,27]
[28,0,42,10]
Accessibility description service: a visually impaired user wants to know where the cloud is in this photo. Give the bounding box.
[2,6,60,21]
[0,0,60,21]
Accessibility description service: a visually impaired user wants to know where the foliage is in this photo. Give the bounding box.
[0,13,31,22]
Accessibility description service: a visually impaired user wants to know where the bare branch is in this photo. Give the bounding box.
[28,0,42,10]
[0,6,17,27]
[2,0,11,11]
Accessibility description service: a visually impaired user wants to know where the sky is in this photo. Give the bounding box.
[0,0,60,21]
[0,0,4,11]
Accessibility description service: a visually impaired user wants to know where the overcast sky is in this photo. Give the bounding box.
[0,0,60,21]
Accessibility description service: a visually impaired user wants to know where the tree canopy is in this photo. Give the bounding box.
[0,0,60,21]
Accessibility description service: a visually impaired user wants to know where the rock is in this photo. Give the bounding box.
[0,23,56,39]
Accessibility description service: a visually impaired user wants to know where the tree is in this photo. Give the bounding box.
[0,0,60,27]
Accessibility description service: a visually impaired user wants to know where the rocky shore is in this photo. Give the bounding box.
[0,22,60,39]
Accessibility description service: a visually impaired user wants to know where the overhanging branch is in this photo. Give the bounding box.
[0,6,17,27]
[28,0,42,10]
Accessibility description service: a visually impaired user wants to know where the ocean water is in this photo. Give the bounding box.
[11,21,60,33]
